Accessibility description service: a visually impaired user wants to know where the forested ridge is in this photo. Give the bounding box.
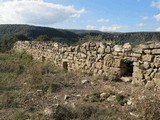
[0,24,160,52]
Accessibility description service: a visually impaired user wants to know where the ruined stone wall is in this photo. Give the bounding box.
[13,41,160,88]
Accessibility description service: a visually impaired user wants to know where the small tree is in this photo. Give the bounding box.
[35,35,50,41]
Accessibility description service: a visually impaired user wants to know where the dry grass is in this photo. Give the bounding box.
[0,51,160,120]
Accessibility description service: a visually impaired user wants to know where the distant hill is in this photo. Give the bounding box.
[0,24,160,52]
[0,24,79,43]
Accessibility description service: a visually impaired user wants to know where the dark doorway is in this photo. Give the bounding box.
[63,62,68,71]
[42,56,45,62]
[120,60,133,77]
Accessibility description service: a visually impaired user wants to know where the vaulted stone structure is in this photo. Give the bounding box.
[14,41,160,89]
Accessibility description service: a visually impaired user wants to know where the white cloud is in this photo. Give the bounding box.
[136,23,144,27]
[97,18,109,23]
[151,1,160,9]
[142,16,149,20]
[86,25,95,30]
[154,14,160,21]
[156,27,160,31]
[0,0,85,25]
[100,25,125,32]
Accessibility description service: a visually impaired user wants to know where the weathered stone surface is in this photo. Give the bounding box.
[121,77,132,82]
[114,45,123,52]
[152,49,160,55]
[131,53,141,58]
[132,47,143,53]
[113,59,122,67]
[138,44,149,50]
[133,62,140,66]
[89,42,96,47]
[150,43,160,49]
[145,81,155,90]
[14,41,160,87]
[144,50,151,54]
[143,62,150,69]
[98,47,105,54]
[154,55,160,63]
[105,46,111,53]
[153,78,160,91]
[123,43,132,51]
[96,62,103,69]
[142,54,153,62]
[132,73,143,79]
[154,72,160,79]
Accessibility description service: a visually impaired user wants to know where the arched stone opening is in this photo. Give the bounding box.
[120,60,133,77]
[63,61,68,71]
[42,56,45,62]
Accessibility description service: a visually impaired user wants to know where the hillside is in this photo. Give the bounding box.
[0,24,78,43]
[0,24,160,44]
[0,24,160,52]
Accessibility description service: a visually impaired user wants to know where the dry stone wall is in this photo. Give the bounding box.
[14,41,160,89]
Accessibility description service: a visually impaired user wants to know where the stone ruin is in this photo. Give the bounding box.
[14,41,160,89]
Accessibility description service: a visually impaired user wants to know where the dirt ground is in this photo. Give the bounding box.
[0,52,160,120]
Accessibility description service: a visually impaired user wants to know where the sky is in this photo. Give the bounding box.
[0,0,160,32]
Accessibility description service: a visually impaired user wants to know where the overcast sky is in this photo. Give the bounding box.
[0,0,160,32]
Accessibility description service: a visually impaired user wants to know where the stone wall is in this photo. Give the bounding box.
[13,41,160,89]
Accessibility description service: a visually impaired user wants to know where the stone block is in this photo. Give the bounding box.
[80,53,87,58]
[143,62,150,69]
[154,72,160,79]
[154,55,160,63]
[152,49,160,55]
[95,62,103,69]
[114,45,123,52]
[132,72,143,79]
[138,44,150,50]
[149,43,160,49]
[132,47,143,53]
[91,51,97,56]
[89,42,96,47]
[144,50,151,54]
[99,42,105,48]
[153,78,160,91]
[142,54,153,62]
[154,63,160,67]
[145,68,153,76]
[113,59,122,67]
[112,52,118,56]
[133,62,140,66]
[123,43,132,51]
[145,81,155,90]
[98,47,105,54]
[105,46,111,53]
[131,53,141,58]
[133,66,142,74]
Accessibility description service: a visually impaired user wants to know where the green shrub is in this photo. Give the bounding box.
[105,72,119,82]
[115,94,127,106]
[53,105,73,120]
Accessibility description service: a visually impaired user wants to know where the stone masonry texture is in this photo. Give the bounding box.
[13,41,160,89]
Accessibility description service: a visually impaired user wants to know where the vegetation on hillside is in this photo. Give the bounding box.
[0,24,160,52]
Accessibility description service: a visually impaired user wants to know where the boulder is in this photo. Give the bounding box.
[120,77,132,82]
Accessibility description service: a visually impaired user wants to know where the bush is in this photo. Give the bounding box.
[115,94,127,106]
[105,72,119,82]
